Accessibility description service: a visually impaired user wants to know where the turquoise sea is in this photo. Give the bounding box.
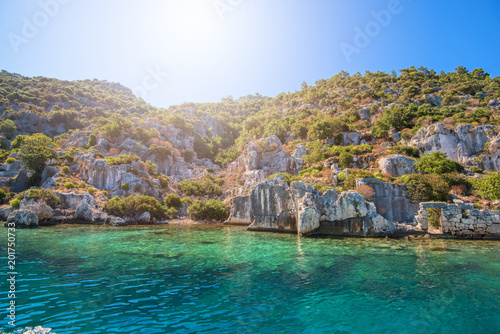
[1,224,499,334]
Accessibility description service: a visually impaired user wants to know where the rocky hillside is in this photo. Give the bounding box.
[1,67,500,237]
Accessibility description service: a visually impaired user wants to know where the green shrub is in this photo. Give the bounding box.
[339,151,353,169]
[87,188,96,195]
[165,207,178,219]
[312,183,334,194]
[148,144,171,158]
[401,174,450,202]
[159,176,169,188]
[266,172,300,185]
[469,166,483,174]
[187,199,228,221]
[62,166,70,174]
[181,197,193,205]
[415,152,464,174]
[389,146,420,158]
[0,189,7,204]
[179,175,223,197]
[104,195,166,219]
[17,189,59,208]
[121,183,130,191]
[427,208,441,229]
[64,182,76,189]
[164,193,182,209]
[19,133,57,176]
[337,172,347,182]
[4,157,15,164]
[470,172,500,200]
[11,135,27,149]
[0,119,17,138]
[106,153,140,165]
[87,133,97,147]
[10,198,20,209]
[299,166,323,177]
[184,150,195,163]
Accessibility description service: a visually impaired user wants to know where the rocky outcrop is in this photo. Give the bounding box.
[76,153,160,197]
[409,123,500,170]
[378,155,417,177]
[6,210,39,228]
[247,176,394,236]
[415,202,500,237]
[229,135,302,189]
[357,178,418,222]
[19,198,53,221]
[74,196,125,225]
[225,195,252,225]
[64,130,91,148]
[0,205,13,220]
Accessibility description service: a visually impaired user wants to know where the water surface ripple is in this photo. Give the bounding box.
[1,225,499,333]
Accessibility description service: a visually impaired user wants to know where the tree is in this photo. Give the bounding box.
[301,81,308,90]
[415,152,464,175]
[339,151,353,168]
[19,133,57,176]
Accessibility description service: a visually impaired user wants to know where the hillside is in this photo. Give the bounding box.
[1,67,500,237]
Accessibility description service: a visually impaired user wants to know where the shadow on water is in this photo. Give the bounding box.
[430,247,460,252]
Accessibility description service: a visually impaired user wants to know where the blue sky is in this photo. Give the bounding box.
[1,0,499,108]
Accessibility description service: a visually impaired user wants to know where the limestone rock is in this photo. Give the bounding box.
[0,205,13,220]
[226,195,252,225]
[410,122,499,171]
[229,135,302,189]
[64,131,92,148]
[321,191,367,222]
[357,178,418,222]
[378,155,416,177]
[20,199,53,221]
[248,177,296,232]
[7,210,39,228]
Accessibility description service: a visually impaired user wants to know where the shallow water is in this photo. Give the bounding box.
[1,224,499,333]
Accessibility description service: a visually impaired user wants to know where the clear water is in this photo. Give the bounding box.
[1,224,499,334]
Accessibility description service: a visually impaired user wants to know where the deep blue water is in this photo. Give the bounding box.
[1,224,499,334]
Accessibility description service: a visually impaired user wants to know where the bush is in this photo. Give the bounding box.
[356,185,376,201]
[187,199,228,221]
[184,150,195,163]
[389,146,420,158]
[471,172,500,200]
[181,197,193,205]
[10,135,27,149]
[179,175,223,197]
[10,198,20,209]
[266,172,300,185]
[165,207,178,219]
[0,189,7,204]
[4,157,15,164]
[62,166,70,174]
[64,182,76,189]
[415,152,464,174]
[159,176,169,188]
[312,183,334,194]
[427,208,441,229]
[16,189,60,208]
[87,188,96,195]
[104,195,166,219]
[0,119,17,138]
[106,153,141,165]
[337,172,347,182]
[19,133,57,176]
[121,183,130,191]
[339,151,353,169]
[401,174,450,202]
[87,133,97,147]
[164,193,182,209]
[149,144,171,158]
